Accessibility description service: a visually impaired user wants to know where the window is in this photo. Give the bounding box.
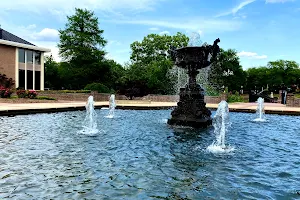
[18,49,25,63]
[35,52,41,65]
[27,70,33,89]
[27,50,33,63]
[35,71,41,90]
[18,70,25,88]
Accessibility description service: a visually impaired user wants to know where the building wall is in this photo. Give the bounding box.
[0,44,16,80]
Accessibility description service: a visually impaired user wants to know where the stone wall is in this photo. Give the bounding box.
[38,91,227,104]
[286,94,300,107]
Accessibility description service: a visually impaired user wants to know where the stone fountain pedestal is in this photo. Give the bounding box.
[167,39,220,128]
[167,75,212,128]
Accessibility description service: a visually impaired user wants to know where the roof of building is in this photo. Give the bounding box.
[0,27,50,52]
[0,28,35,46]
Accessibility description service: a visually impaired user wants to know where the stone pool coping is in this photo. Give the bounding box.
[0,101,300,116]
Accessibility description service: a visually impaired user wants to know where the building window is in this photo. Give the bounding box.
[35,52,41,65]
[18,49,25,63]
[27,50,33,63]
[27,70,33,89]
[35,71,41,90]
[18,70,25,89]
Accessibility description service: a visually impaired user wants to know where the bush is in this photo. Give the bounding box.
[84,83,111,93]
[28,90,38,99]
[16,89,38,99]
[16,89,27,98]
[0,74,15,88]
[0,86,13,98]
[227,91,244,103]
[0,73,15,98]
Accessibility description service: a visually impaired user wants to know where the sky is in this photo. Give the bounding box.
[0,0,299,69]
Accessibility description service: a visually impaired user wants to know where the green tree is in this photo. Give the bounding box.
[58,8,106,63]
[209,49,246,92]
[57,8,108,89]
[246,60,300,92]
[44,55,60,89]
[126,32,189,94]
[267,60,300,87]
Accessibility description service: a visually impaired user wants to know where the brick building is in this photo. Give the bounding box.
[0,28,50,90]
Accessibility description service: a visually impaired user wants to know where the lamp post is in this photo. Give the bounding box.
[223,69,234,77]
[222,69,234,93]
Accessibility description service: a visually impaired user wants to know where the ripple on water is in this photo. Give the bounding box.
[0,111,299,199]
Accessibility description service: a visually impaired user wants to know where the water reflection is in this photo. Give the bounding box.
[0,110,300,199]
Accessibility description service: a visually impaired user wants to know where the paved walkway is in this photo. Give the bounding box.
[0,101,300,116]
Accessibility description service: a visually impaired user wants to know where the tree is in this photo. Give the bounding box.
[44,55,60,89]
[125,32,189,95]
[246,60,300,93]
[209,49,246,92]
[130,32,189,65]
[57,8,108,89]
[58,8,106,64]
[267,60,300,87]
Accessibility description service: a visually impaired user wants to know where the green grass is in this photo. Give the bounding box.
[35,96,56,100]
[294,93,300,98]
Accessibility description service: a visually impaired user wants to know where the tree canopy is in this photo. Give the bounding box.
[54,8,126,90]
[58,8,106,63]
[209,48,246,92]
[124,32,189,95]
[44,8,300,96]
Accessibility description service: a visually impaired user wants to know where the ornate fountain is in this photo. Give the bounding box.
[167,38,221,128]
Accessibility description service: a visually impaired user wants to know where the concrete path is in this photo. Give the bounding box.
[0,101,300,116]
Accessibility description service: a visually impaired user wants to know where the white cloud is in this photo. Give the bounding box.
[149,27,159,31]
[107,18,241,33]
[20,24,37,30]
[0,0,164,17]
[34,41,60,61]
[159,30,170,35]
[237,51,267,59]
[215,0,256,17]
[266,0,294,3]
[32,28,59,42]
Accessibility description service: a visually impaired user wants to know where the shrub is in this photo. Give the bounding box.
[84,83,111,93]
[0,86,13,98]
[0,74,15,88]
[227,91,244,103]
[16,89,38,99]
[0,73,15,98]
[16,89,27,98]
[28,90,38,99]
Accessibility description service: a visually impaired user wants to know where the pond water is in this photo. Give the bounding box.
[0,109,299,199]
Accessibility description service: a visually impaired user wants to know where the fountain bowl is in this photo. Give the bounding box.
[173,46,211,69]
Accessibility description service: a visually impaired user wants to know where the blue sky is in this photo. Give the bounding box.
[0,0,299,69]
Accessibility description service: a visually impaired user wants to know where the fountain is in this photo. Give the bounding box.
[207,101,235,153]
[106,94,116,118]
[167,37,221,128]
[254,97,266,122]
[79,95,99,135]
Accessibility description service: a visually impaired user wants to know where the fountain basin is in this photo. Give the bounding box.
[0,110,299,199]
